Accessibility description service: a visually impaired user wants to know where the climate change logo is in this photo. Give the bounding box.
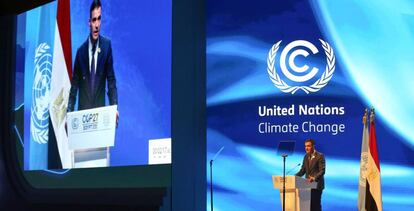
[30,43,52,144]
[267,39,335,94]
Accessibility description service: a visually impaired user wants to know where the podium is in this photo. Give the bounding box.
[67,105,117,168]
[272,175,317,211]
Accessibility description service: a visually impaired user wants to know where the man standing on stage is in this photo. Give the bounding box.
[68,0,118,115]
[296,139,326,211]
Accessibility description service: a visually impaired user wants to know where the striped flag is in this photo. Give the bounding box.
[365,109,383,211]
[49,0,73,169]
[358,109,369,211]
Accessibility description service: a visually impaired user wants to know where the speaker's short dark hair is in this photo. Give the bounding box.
[90,0,102,18]
[305,138,315,146]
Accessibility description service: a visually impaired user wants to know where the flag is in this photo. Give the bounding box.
[365,109,383,211]
[49,0,73,169]
[24,2,57,170]
[358,109,369,211]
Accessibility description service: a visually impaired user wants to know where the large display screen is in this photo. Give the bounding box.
[207,0,414,210]
[14,0,171,171]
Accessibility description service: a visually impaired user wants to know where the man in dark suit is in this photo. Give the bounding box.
[295,139,326,211]
[68,0,118,115]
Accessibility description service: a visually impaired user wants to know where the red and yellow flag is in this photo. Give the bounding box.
[50,0,73,168]
[365,109,382,211]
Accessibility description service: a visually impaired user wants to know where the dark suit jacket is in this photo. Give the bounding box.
[68,35,118,111]
[295,151,326,190]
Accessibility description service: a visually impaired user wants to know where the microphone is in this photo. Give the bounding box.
[210,146,224,211]
[286,163,301,175]
[211,146,225,162]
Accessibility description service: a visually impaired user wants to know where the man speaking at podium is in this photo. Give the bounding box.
[295,139,326,211]
[68,0,118,117]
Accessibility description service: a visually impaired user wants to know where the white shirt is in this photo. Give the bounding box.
[88,37,99,74]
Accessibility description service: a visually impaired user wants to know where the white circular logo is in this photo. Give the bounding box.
[72,117,80,130]
[267,39,336,94]
[30,43,52,144]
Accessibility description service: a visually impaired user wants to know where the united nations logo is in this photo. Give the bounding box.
[72,117,79,130]
[30,43,52,144]
[267,39,336,94]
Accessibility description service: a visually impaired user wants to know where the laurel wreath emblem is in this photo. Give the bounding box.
[31,42,52,144]
[267,39,336,94]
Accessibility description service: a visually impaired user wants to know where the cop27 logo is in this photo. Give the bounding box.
[267,39,335,94]
[31,43,52,144]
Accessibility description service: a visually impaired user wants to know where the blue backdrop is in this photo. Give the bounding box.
[207,0,414,210]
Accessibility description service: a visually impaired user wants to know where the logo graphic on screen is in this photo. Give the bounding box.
[267,39,335,94]
[51,88,69,128]
[72,117,80,130]
[30,43,52,144]
[103,112,110,127]
[82,113,99,131]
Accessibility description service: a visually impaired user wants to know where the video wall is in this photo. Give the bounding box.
[206,0,414,210]
[14,0,172,171]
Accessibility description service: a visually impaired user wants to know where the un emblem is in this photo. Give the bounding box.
[30,43,52,144]
[267,39,336,94]
[72,117,79,130]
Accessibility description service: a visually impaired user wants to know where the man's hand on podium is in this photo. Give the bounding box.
[116,111,119,128]
[307,176,315,183]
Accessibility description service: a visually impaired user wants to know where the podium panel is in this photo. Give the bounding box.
[67,105,117,150]
[67,105,117,168]
[272,176,316,211]
[284,189,296,211]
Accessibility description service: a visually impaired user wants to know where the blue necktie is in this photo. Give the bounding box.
[90,42,97,92]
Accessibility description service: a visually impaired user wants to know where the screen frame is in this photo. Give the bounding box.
[1,0,170,206]
[1,0,206,208]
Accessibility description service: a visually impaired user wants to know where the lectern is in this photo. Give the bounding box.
[272,175,317,211]
[67,105,117,168]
